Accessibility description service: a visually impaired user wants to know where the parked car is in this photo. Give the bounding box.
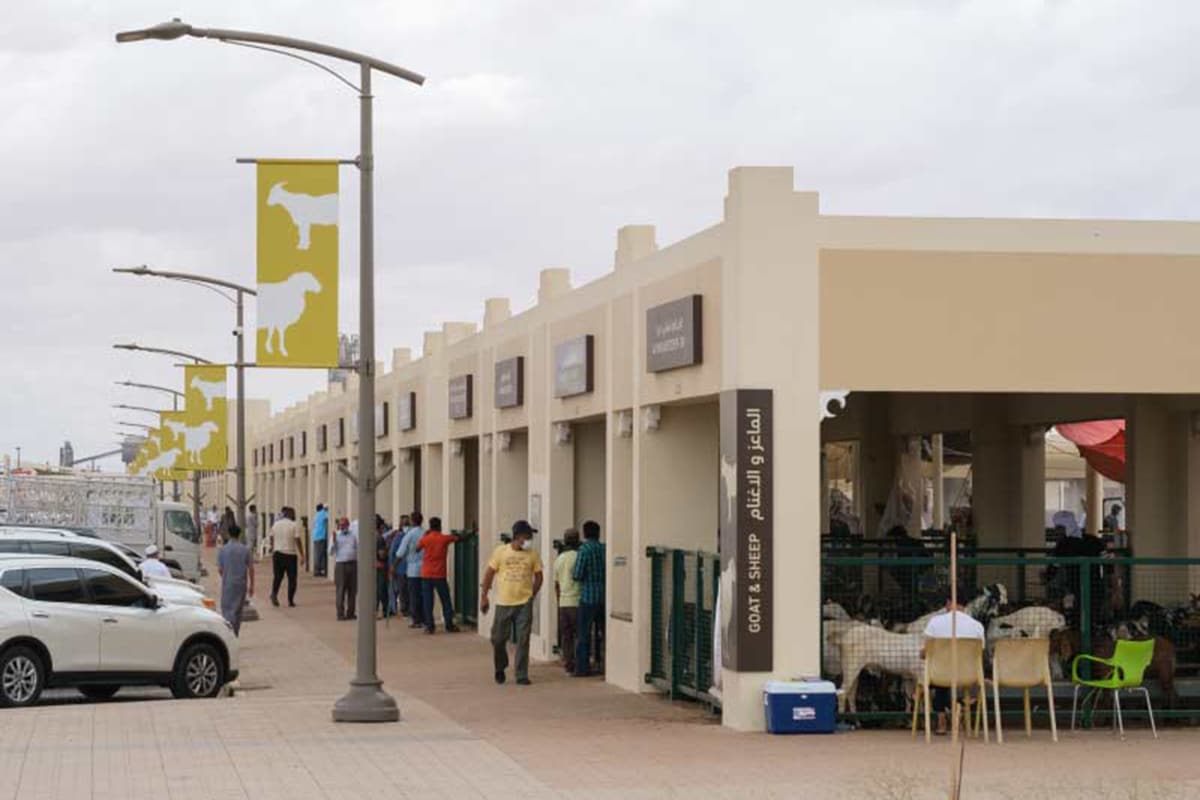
[0,528,215,609]
[0,556,238,706]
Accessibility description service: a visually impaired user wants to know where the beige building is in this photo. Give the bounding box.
[247,166,1200,730]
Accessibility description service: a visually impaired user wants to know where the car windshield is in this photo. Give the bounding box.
[164,510,199,543]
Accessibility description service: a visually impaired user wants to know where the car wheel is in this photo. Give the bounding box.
[79,684,120,700]
[0,646,45,708]
[172,642,224,699]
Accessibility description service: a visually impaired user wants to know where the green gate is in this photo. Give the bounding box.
[646,547,721,708]
[452,530,479,628]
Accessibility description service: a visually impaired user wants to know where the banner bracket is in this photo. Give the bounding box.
[337,463,359,487]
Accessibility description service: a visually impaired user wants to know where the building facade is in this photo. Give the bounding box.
[248,166,1200,730]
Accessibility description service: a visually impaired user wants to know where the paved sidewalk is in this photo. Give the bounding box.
[4,552,1200,798]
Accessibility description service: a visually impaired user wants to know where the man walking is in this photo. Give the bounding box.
[417,517,468,633]
[331,516,358,620]
[312,503,330,577]
[217,524,254,635]
[269,506,304,607]
[553,529,581,673]
[481,520,543,685]
[246,504,259,559]
[573,520,606,676]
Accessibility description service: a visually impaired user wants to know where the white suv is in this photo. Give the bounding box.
[0,528,214,610]
[0,556,239,706]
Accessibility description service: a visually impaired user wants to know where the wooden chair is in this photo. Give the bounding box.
[912,638,989,743]
[989,638,1058,743]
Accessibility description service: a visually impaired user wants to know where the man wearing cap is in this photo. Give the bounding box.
[140,544,171,580]
[481,520,543,685]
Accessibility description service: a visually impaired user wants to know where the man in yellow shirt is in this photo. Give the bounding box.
[553,529,581,673]
[481,520,543,685]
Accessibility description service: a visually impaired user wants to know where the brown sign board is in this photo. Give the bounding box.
[449,374,473,420]
[554,334,594,398]
[646,295,702,372]
[718,388,773,672]
[495,356,524,409]
[397,391,416,431]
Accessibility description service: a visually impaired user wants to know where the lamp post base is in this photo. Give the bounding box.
[332,680,400,723]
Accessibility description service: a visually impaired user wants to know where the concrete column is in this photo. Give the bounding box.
[819,450,830,535]
[1085,463,1104,535]
[971,397,1045,548]
[717,167,821,731]
[900,436,924,536]
[932,433,945,530]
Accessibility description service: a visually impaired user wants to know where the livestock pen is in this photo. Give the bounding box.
[823,548,1200,726]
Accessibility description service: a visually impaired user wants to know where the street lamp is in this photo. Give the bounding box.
[115,380,186,402]
[114,266,254,537]
[112,403,171,415]
[116,18,424,724]
[114,343,211,528]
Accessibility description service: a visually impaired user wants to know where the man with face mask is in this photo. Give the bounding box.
[481,520,543,685]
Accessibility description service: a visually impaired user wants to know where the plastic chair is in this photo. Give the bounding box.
[912,638,989,743]
[1070,638,1158,740]
[988,638,1057,743]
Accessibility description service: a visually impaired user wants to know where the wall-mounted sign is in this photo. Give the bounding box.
[397,391,416,431]
[449,374,473,420]
[554,334,594,398]
[646,294,702,372]
[718,388,773,673]
[495,356,524,409]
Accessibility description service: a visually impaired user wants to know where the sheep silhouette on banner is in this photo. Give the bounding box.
[162,419,220,462]
[258,272,324,358]
[140,447,181,477]
[190,375,226,411]
[267,182,337,250]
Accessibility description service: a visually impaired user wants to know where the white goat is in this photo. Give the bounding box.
[267,182,338,250]
[163,419,219,462]
[835,624,923,713]
[258,272,324,358]
[986,606,1066,645]
[822,599,852,621]
[189,375,226,411]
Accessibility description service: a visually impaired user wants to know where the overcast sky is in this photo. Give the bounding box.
[2,0,1198,467]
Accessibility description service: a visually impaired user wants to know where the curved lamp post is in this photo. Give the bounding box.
[116,18,424,724]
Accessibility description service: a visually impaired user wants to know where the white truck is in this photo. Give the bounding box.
[0,473,202,580]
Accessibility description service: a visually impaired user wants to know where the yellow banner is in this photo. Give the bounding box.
[133,428,188,481]
[180,365,229,470]
[257,161,339,366]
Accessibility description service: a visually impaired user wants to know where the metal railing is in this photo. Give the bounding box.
[646,547,720,708]
[823,553,1200,722]
[452,530,479,628]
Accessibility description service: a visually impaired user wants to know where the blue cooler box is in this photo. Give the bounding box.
[764,680,837,734]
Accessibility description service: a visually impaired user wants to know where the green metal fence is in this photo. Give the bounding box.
[452,530,479,628]
[646,547,720,708]
[822,553,1200,723]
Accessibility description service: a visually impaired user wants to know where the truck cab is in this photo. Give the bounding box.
[157,502,202,580]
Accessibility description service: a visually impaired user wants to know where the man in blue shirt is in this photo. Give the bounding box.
[395,511,426,629]
[388,514,411,617]
[312,504,330,577]
[573,520,606,677]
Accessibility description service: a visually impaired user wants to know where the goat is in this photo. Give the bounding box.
[189,375,226,411]
[897,584,1008,633]
[258,272,324,358]
[834,623,923,713]
[267,182,338,250]
[822,599,851,621]
[987,606,1067,645]
[162,419,219,462]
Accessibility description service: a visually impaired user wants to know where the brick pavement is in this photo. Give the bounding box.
[3,552,1200,798]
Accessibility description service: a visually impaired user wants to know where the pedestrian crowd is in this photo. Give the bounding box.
[214,501,606,687]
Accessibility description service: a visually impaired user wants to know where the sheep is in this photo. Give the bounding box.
[189,375,226,411]
[163,419,219,462]
[139,448,181,477]
[258,272,324,358]
[834,623,923,713]
[267,182,338,250]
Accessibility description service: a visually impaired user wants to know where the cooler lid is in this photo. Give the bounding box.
[764,680,837,695]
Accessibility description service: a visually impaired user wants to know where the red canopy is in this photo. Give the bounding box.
[1055,420,1126,483]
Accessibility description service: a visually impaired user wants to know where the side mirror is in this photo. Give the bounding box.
[150,594,164,609]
